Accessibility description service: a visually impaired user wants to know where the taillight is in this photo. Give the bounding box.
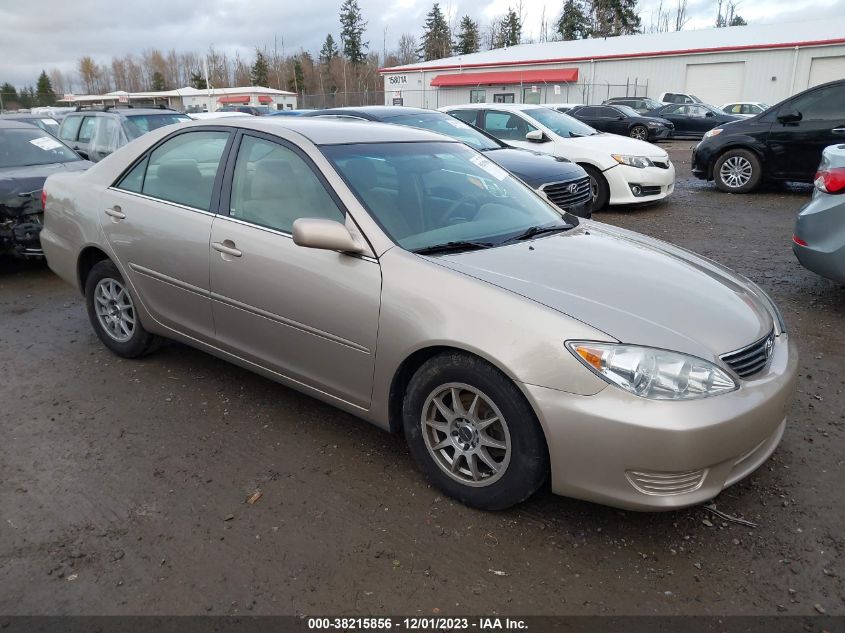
[41,188,47,210]
[792,235,808,247]
[814,167,845,194]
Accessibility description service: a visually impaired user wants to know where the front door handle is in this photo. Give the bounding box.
[105,206,126,220]
[832,127,845,135]
[212,240,242,258]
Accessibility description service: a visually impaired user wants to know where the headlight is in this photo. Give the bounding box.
[567,342,738,400]
[611,154,654,169]
[704,128,723,139]
[646,121,659,127]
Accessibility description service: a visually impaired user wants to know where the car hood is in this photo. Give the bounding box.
[430,222,773,360]
[0,160,91,218]
[486,148,587,188]
[563,133,668,159]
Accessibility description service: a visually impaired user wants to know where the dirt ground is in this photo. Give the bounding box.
[0,140,843,617]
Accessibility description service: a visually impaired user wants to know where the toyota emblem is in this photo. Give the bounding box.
[765,335,774,358]
[568,184,579,194]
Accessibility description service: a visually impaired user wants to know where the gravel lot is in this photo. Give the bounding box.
[0,139,843,616]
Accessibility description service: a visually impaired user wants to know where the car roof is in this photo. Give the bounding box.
[0,113,56,120]
[444,103,543,112]
[65,108,186,117]
[307,106,438,120]
[0,119,41,130]
[182,117,458,145]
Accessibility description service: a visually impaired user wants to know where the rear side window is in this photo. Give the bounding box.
[129,131,230,210]
[76,116,97,143]
[59,116,82,142]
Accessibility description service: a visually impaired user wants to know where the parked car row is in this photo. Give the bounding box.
[39,115,797,513]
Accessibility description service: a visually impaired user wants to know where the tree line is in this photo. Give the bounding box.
[1,0,748,110]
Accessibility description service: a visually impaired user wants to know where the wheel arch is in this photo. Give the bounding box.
[77,246,112,295]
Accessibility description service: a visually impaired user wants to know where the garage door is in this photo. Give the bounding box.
[685,62,745,105]
[808,56,845,88]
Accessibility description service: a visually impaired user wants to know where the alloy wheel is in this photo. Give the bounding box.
[94,277,136,343]
[630,126,647,140]
[421,383,511,487]
[719,155,754,188]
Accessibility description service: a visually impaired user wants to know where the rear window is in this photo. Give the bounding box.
[0,128,80,168]
[124,113,191,140]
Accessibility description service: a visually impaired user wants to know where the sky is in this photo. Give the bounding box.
[2,0,844,89]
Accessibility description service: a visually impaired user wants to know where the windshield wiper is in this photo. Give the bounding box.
[501,223,575,244]
[413,240,494,255]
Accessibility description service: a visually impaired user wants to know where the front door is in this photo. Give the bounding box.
[768,82,845,180]
[209,132,381,408]
[101,129,232,339]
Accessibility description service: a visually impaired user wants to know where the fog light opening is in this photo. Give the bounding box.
[630,184,643,197]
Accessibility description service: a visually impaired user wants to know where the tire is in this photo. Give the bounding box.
[402,352,549,510]
[714,149,763,193]
[581,164,610,211]
[84,259,160,358]
[629,125,648,141]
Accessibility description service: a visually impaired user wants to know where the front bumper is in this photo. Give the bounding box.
[793,194,845,283]
[648,127,673,141]
[605,161,676,205]
[522,335,797,511]
[691,142,716,180]
[0,215,44,258]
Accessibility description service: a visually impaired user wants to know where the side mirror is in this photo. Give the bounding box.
[525,129,546,142]
[616,115,625,120]
[292,218,364,254]
[705,111,714,118]
[777,110,802,124]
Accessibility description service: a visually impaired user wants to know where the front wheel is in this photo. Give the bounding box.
[402,352,549,510]
[85,260,160,358]
[629,125,648,141]
[714,149,762,193]
[581,165,610,211]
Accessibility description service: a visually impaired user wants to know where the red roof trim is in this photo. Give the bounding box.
[379,37,845,74]
[218,95,250,104]
[430,68,578,86]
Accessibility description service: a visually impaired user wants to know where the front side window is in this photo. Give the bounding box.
[482,111,537,141]
[0,128,81,168]
[76,116,97,143]
[785,85,845,121]
[141,131,230,210]
[59,116,82,142]
[229,135,344,233]
[322,141,568,251]
[523,108,598,138]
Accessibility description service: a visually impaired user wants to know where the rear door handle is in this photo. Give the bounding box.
[105,206,126,220]
[212,240,242,257]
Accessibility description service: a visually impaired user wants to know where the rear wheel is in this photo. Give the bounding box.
[629,125,648,141]
[581,165,610,211]
[402,352,549,510]
[84,260,160,358]
[714,149,762,193]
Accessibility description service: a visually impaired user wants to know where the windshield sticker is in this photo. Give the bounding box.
[40,118,56,125]
[468,154,508,181]
[29,136,63,151]
[446,119,466,128]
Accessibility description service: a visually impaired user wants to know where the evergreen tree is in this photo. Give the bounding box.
[455,16,480,55]
[729,14,747,25]
[250,50,270,86]
[190,71,208,90]
[556,0,591,40]
[36,71,57,106]
[0,82,18,110]
[320,34,340,64]
[151,71,166,91]
[590,0,641,36]
[501,7,522,47]
[420,3,453,61]
[288,57,305,93]
[339,0,368,64]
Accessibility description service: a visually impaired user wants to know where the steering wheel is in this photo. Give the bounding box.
[439,194,481,225]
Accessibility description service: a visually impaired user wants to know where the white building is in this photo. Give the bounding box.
[380,18,845,108]
[60,86,297,112]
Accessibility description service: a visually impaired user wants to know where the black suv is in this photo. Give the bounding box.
[58,106,190,162]
[301,106,593,218]
[692,79,845,193]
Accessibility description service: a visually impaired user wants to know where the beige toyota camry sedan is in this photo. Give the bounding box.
[41,118,797,511]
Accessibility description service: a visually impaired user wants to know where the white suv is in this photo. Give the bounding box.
[441,103,675,210]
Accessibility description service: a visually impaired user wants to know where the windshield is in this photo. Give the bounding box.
[613,105,641,118]
[322,142,568,252]
[387,113,501,151]
[0,128,80,168]
[523,108,598,137]
[125,113,190,140]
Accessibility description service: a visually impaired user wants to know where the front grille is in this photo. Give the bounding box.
[541,176,592,210]
[639,185,662,196]
[652,160,670,169]
[625,469,707,496]
[720,331,775,378]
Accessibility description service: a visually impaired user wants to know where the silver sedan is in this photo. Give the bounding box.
[40,118,797,511]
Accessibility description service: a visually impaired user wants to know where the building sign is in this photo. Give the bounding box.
[554,85,561,95]
[531,85,538,93]
[63,93,75,101]
[387,75,409,86]
[118,94,129,103]
[392,97,404,106]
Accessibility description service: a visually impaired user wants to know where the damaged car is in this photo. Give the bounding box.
[0,120,91,258]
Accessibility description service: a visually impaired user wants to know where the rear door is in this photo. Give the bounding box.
[102,128,233,340]
[571,107,605,131]
[768,82,845,179]
[208,131,381,408]
[658,105,689,134]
